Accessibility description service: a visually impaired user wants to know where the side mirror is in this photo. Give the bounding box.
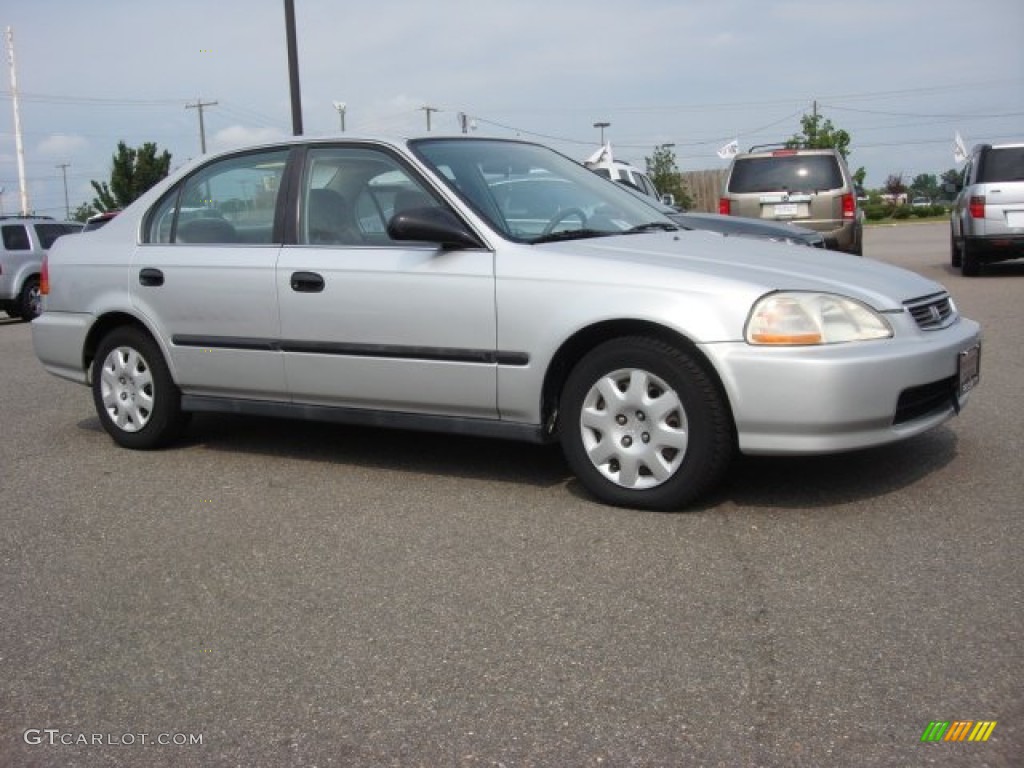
[660,193,676,207]
[387,207,484,249]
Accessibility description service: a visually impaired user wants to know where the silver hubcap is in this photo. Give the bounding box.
[99,346,155,432]
[27,285,42,317]
[580,368,688,490]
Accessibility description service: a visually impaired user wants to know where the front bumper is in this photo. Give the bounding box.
[701,316,981,455]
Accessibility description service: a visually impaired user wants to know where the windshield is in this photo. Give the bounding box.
[409,138,676,243]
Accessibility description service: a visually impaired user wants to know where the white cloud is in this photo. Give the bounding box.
[36,134,89,157]
[209,125,289,151]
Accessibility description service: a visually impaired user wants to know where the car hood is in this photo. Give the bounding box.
[545,231,941,311]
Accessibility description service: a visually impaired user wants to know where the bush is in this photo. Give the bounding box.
[864,205,888,221]
[892,206,912,220]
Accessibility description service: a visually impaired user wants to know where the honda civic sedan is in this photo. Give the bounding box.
[33,136,981,510]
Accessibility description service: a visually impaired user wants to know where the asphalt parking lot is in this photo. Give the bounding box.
[1,221,1020,767]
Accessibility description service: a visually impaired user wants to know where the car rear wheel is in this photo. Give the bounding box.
[950,229,962,268]
[559,336,734,511]
[961,239,980,277]
[16,277,41,321]
[91,327,186,449]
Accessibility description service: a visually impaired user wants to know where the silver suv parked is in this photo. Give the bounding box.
[1,215,82,320]
[719,145,863,255]
[950,142,1024,276]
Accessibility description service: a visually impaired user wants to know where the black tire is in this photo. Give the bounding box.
[950,229,962,268]
[91,327,186,449]
[961,239,980,277]
[16,276,41,321]
[559,336,734,511]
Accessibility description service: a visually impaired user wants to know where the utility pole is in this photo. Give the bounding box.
[333,101,346,132]
[185,98,218,153]
[283,0,303,135]
[6,26,29,215]
[420,105,439,132]
[56,163,71,219]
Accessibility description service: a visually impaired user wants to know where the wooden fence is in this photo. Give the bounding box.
[679,169,728,212]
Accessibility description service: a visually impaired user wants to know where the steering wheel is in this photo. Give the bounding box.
[541,207,588,236]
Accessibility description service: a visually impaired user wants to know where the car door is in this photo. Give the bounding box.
[276,144,498,418]
[133,148,291,398]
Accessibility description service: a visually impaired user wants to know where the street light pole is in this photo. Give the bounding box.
[56,162,70,219]
[593,121,610,144]
[333,101,346,132]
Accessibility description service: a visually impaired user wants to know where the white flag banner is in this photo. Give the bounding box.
[586,142,613,165]
[717,138,739,160]
[954,132,968,164]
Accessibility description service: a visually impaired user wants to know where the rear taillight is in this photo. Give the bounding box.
[771,149,798,156]
[40,255,49,295]
[718,198,731,216]
[969,195,985,219]
[842,193,856,220]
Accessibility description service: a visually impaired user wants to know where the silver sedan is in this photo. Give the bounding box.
[33,136,981,510]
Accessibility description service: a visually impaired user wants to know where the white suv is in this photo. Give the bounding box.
[950,142,1024,276]
[1,216,83,320]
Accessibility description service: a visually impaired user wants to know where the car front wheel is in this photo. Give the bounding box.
[91,327,186,449]
[559,336,734,511]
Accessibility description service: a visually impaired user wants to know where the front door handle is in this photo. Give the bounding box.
[290,271,325,293]
[138,268,164,287]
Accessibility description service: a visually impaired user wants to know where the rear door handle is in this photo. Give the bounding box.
[138,268,164,287]
[290,271,325,293]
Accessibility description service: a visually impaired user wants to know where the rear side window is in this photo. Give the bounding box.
[34,223,81,249]
[729,155,845,194]
[146,149,289,244]
[977,147,1024,183]
[2,224,30,250]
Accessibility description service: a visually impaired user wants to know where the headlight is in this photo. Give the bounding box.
[746,292,893,345]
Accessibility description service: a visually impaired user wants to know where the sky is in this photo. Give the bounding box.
[2,0,1022,219]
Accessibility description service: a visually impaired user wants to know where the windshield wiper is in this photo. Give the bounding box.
[530,229,613,244]
[621,222,679,234]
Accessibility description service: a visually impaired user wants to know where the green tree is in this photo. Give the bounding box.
[645,144,691,209]
[908,173,940,201]
[787,112,852,159]
[91,141,172,212]
[940,167,965,198]
[71,202,97,222]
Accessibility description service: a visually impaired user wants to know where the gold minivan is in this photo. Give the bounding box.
[719,146,863,255]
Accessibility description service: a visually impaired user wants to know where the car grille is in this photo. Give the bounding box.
[893,376,956,424]
[904,292,956,330]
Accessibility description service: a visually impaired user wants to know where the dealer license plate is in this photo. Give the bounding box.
[774,203,799,217]
[958,344,981,396]
[1006,210,1024,228]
